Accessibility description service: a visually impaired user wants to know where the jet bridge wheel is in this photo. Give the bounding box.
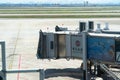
[80,61,93,71]
[96,65,105,77]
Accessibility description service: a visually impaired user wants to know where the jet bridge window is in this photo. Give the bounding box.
[115,38,120,62]
[50,41,54,49]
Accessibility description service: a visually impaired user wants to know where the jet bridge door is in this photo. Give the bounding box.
[57,34,66,58]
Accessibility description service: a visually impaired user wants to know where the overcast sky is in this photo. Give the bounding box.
[0,0,120,4]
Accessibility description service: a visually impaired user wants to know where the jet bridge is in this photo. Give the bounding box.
[37,30,83,59]
[36,21,94,60]
[37,21,120,80]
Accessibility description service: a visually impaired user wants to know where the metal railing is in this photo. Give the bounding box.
[100,63,120,80]
[0,41,44,80]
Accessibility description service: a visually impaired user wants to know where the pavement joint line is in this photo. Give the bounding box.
[8,26,21,69]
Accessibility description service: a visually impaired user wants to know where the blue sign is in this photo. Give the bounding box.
[87,36,115,62]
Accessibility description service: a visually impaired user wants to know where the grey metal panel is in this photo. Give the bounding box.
[54,34,58,58]
[66,34,71,58]
[46,33,55,59]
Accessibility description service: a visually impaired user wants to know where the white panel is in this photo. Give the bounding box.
[71,34,83,59]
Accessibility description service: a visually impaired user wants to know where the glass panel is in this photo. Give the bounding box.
[115,38,120,62]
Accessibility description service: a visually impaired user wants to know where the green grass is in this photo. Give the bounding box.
[1,15,120,18]
[0,6,120,18]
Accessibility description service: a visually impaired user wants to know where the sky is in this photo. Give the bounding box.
[0,0,120,4]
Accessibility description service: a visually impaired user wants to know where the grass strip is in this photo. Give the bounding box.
[0,15,120,18]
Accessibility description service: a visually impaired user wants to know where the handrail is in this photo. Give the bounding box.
[0,41,44,80]
[100,63,120,80]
